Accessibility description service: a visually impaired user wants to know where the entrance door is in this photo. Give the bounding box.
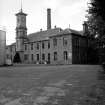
[13,52,21,63]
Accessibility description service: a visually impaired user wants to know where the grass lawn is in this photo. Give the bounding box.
[0,65,104,105]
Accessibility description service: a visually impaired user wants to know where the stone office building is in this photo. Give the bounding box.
[6,8,90,64]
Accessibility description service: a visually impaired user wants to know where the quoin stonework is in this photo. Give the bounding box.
[6,8,93,64]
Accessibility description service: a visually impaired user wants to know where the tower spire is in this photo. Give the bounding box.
[20,0,23,12]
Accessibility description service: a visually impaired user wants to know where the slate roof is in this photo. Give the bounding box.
[16,10,27,16]
[49,28,83,38]
[28,28,62,42]
[27,28,83,42]
[7,28,83,46]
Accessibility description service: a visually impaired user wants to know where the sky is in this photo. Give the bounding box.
[0,0,89,45]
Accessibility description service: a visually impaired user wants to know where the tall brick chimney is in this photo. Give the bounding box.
[47,8,51,30]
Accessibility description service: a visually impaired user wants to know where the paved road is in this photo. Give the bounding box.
[0,65,104,105]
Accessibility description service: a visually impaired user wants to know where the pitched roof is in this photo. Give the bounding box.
[61,28,83,35]
[27,28,84,42]
[16,10,27,16]
[7,28,83,47]
[49,28,83,38]
[28,28,62,42]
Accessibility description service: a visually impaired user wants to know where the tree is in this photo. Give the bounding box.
[87,0,105,39]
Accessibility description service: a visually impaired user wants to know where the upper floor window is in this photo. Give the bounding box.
[48,41,50,49]
[54,52,57,61]
[37,43,39,50]
[53,38,57,47]
[75,38,79,47]
[42,42,45,49]
[31,43,33,50]
[63,37,68,46]
[64,51,68,60]
[25,44,27,50]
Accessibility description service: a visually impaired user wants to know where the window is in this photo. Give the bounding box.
[25,44,27,50]
[42,42,44,49]
[75,38,79,47]
[63,37,68,46]
[48,41,50,49]
[48,53,50,61]
[54,52,57,61]
[42,53,45,60]
[31,43,33,50]
[31,54,34,61]
[24,54,28,60]
[64,51,68,60]
[37,54,39,61]
[7,54,9,59]
[10,47,12,52]
[53,38,57,47]
[37,43,39,50]
[48,53,50,64]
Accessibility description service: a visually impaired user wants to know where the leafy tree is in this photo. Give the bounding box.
[87,0,105,39]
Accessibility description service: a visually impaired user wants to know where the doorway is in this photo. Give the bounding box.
[13,52,21,63]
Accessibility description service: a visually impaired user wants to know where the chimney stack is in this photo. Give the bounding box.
[47,8,51,30]
[83,21,88,35]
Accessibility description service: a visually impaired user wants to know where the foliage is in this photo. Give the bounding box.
[87,0,105,39]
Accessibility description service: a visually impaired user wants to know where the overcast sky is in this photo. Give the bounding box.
[0,0,89,45]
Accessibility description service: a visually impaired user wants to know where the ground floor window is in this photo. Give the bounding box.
[31,54,34,61]
[48,53,50,61]
[64,51,68,60]
[37,54,39,61]
[54,52,57,61]
[42,53,45,60]
[24,54,28,60]
[48,53,50,64]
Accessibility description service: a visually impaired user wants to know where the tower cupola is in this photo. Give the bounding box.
[15,6,27,53]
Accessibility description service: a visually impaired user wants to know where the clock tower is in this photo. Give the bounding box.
[15,8,27,62]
